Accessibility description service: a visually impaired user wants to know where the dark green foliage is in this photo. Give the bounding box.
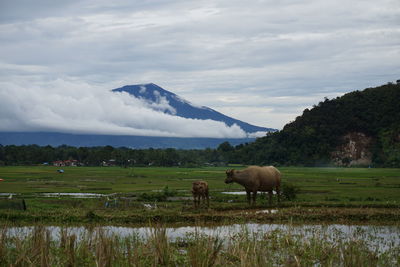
[281,182,299,201]
[233,83,400,167]
[162,186,178,198]
[85,210,99,221]
[138,186,178,202]
[0,145,229,167]
[0,199,26,210]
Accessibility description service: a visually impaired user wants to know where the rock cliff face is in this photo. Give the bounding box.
[331,132,373,167]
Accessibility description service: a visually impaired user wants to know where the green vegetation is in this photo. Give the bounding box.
[1,224,399,266]
[233,83,400,167]
[0,166,399,224]
[1,166,399,202]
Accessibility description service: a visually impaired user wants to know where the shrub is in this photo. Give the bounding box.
[138,186,178,202]
[162,186,178,198]
[281,183,299,201]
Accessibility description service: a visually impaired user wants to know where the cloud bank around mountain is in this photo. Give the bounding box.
[0,79,252,138]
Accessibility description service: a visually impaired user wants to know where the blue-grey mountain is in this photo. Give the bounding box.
[112,83,274,133]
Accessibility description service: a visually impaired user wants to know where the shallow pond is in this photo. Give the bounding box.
[40,193,106,198]
[221,191,277,195]
[4,223,400,252]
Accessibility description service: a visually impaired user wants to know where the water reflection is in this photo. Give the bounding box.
[221,191,277,195]
[4,223,399,252]
[41,193,106,198]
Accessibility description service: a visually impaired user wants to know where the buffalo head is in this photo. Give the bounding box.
[225,169,235,184]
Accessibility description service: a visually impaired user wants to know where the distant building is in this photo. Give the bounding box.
[102,159,116,167]
[53,160,64,167]
[53,160,80,167]
[396,79,400,85]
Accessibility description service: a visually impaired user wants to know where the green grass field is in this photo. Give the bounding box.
[0,166,399,224]
[1,166,399,202]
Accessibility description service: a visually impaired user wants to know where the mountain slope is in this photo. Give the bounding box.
[233,82,400,167]
[112,83,274,133]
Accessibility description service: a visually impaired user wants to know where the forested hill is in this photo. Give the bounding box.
[233,82,400,167]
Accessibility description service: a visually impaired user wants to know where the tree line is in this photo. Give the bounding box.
[0,143,238,167]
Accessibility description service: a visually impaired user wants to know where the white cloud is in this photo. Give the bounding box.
[0,78,248,138]
[139,86,146,94]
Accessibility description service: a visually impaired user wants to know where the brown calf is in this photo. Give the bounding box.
[192,180,209,208]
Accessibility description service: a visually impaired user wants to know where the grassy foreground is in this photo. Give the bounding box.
[0,166,399,224]
[1,224,399,266]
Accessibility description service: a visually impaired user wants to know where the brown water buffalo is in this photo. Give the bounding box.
[225,166,281,205]
[192,180,209,208]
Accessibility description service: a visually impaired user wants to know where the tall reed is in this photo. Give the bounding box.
[186,230,223,267]
[0,224,398,266]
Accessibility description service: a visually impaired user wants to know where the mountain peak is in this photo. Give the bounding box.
[112,83,275,134]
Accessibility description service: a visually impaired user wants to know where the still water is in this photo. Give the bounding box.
[4,223,399,252]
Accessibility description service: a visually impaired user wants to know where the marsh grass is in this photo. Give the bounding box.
[184,230,223,267]
[0,224,399,266]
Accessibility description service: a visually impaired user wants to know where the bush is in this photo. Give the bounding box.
[162,186,178,198]
[281,183,299,201]
[138,186,178,202]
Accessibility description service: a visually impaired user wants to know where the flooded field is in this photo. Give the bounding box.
[221,191,277,195]
[2,223,399,266]
[40,192,106,198]
[4,223,400,251]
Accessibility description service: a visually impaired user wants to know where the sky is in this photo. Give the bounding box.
[1,0,399,138]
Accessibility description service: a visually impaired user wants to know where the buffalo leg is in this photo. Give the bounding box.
[246,191,251,205]
[268,190,273,205]
[252,191,257,205]
[276,186,281,203]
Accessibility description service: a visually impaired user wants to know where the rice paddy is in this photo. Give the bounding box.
[0,166,399,265]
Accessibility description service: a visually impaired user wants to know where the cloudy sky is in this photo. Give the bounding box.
[1,0,399,138]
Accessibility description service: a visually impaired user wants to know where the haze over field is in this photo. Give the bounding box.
[0,0,399,138]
